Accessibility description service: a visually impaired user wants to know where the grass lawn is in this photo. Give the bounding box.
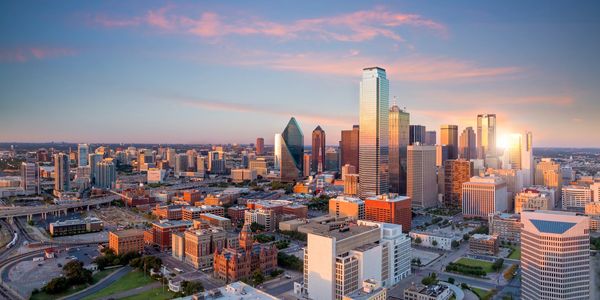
[471,287,496,300]
[455,258,495,273]
[121,287,177,300]
[508,247,521,259]
[82,270,154,300]
[31,269,115,300]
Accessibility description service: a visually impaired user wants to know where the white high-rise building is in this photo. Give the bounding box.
[561,185,592,210]
[20,162,39,194]
[303,220,410,300]
[77,143,89,167]
[407,145,437,208]
[96,159,116,189]
[591,182,600,203]
[462,176,508,218]
[359,67,389,199]
[521,211,590,300]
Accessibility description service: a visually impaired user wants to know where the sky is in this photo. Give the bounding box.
[1,1,600,147]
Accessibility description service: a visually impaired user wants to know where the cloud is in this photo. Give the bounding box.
[175,96,355,127]
[0,47,76,63]
[226,51,521,81]
[93,6,446,42]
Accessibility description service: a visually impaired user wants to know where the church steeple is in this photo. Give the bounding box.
[239,221,253,251]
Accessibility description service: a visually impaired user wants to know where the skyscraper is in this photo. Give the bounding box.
[77,143,89,167]
[521,211,590,300]
[389,105,410,194]
[277,117,304,182]
[462,176,508,218]
[54,153,70,194]
[340,125,359,172]
[359,67,389,198]
[477,114,496,159]
[256,137,264,155]
[20,162,39,194]
[274,133,282,171]
[409,125,426,145]
[425,131,436,145]
[311,126,326,174]
[88,153,102,184]
[443,159,473,208]
[522,131,534,186]
[407,145,437,208]
[96,159,116,189]
[440,125,459,159]
[459,126,476,160]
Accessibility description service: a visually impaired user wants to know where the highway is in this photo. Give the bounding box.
[0,195,120,219]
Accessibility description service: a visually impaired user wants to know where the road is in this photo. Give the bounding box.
[62,266,132,300]
[0,195,120,219]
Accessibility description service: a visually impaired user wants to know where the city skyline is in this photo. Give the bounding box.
[2,1,600,147]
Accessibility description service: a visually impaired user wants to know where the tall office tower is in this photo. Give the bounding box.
[197,156,206,173]
[166,148,177,168]
[389,105,410,194]
[407,145,437,208]
[462,176,508,218]
[344,174,359,196]
[359,67,389,198]
[425,131,436,146]
[341,125,360,172]
[409,125,426,145]
[592,182,600,202]
[88,153,102,184]
[77,143,89,167]
[303,153,311,177]
[521,211,590,300]
[477,114,497,159]
[440,125,459,159]
[364,194,412,233]
[175,153,188,174]
[277,117,304,182]
[304,221,410,299]
[507,134,522,169]
[443,159,473,208]
[54,153,70,193]
[20,162,39,194]
[515,187,555,213]
[208,151,222,172]
[186,149,198,172]
[311,126,326,173]
[459,126,477,160]
[324,148,339,171]
[522,131,534,186]
[256,137,264,155]
[436,145,449,167]
[273,133,282,171]
[562,185,592,210]
[534,158,562,191]
[96,159,116,189]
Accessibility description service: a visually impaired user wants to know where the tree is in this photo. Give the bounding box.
[62,260,92,285]
[250,222,265,232]
[451,240,460,248]
[415,237,422,244]
[448,277,455,284]
[43,277,69,294]
[181,281,204,296]
[252,269,265,286]
[461,283,469,289]
[432,240,438,246]
[463,234,470,241]
[492,258,504,272]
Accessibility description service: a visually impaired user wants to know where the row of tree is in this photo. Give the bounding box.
[445,262,487,277]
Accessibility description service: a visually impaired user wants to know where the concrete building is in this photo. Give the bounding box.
[515,187,555,213]
[343,279,387,300]
[409,125,426,145]
[359,67,389,198]
[486,168,524,211]
[249,158,268,177]
[231,168,257,183]
[459,126,476,160]
[562,185,592,211]
[256,137,264,155]
[312,126,326,174]
[54,152,70,195]
[244,208,276,231]
[488,212,521,243]
[199,213,232,230]
[407,145,437,208]
[182,205,225,220]
[182,225,233,269]
[462,176,508,218]
[144,220,192,250]
[96,159,116,189]
[364,194,412,233]
[303,220,410,299]
[440,125,459,159]
[408,230,459,250]
[344,173,359,196]
[404,283,452,300]
[147,168,166,184]
[329,196,365,220]
[109,229,144,255]
[477,114,496,159]
[49,217,103,237]
[535,158,562,191]
[20,162,39,194]
[425,131,436,146]
[521,211,590,300]
[77,143,89,167]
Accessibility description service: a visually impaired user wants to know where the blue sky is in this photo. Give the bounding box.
[1,1,599,147]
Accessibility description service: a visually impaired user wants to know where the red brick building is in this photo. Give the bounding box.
[364,194,412,233]
[282,203,308,219]
[182,190,202,205]
[227,206,248,225]
[122,187,155,207]
[182,205,225,220]
[213,223,278,283]
[144,220,192,250]
[151,204,183,220]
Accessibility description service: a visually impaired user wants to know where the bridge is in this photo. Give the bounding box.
[0,194,120,221]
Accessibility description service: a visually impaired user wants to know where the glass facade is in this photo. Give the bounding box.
[389,105,409,194]
[477,114,496,159]
[359,67,389,198]
[311,126,326,173]
[279,117,304,182]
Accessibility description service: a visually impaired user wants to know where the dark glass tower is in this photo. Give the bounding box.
[278,117,304,182]
[311,125,326,174]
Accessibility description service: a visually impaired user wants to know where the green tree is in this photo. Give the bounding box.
[451,240,460,248]
[181,281,204,296]
[415,237,422,244]
[492,258,504,272]
[448,277,455,284]
[463,234,470,241]
[250,222,265,232]
[42,277,69,294]
[432,240,438,246]
[252,269,265,286]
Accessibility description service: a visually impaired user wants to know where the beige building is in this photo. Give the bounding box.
[249,158,268,177]
[404,283,452,300]
[462,176,508,218]
[342,279,387,300]
[181,226,237,269]
[329,196,365,220]
[562,185,592,210]
[488,212,521,243]
[344,174,359,196]
[469,234,499,255]
[108,229,144,255]
[534,158,562,190]
[515,187,555,213]
[231,168,257,183]
[521,211,590,300]
[407,145,437,208]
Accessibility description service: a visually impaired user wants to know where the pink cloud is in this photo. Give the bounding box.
[0,47,76,63]
[93,6,446,42]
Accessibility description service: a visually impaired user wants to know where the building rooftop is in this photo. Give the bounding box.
[174,281,278,300]
[111,229,144,237]
[51,217,102,226]
[406,283,449,297]
[184,205,223,212]
[201,213,229,221]
[365,194,410,202]
[153,219,193,229]
[530,219,577,234]
[471,234,497,241]
[314,223,379,240]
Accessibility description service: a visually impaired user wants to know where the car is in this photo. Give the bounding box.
[57,263,62,267]
[284,274,292,279]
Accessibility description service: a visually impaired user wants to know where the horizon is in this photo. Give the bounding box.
[2,1,600,147]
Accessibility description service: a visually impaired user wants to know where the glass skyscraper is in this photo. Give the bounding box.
[311,125,326,174]
[477,114,497,159]
[277,117,304,182]
[359,67,389,198]
[77,143,89,167]
[389,105,409,194]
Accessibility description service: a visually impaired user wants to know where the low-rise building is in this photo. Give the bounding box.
[199,213,232,230]
[152,204,183,220]
[404,283,452,300]
[227,205,248,225]
[144,220,192,250]
[342,279,387,300]
[488,213,521,243]
[244,208,276,231]
[182,205,225,220]
[364,194,412,233]
[515,187,555,213]
[49,217,103,236]
[231,168,257,183]
[469,234,499,255]
[408,230,459,250]
[329,196,365,220]
[109,229,144,255]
